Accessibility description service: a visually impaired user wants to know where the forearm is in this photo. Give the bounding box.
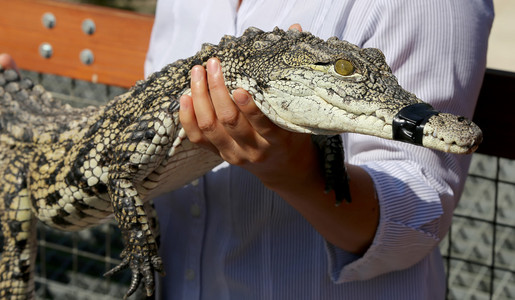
[261,139,379,255]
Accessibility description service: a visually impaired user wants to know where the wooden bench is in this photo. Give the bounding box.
[0,0,153,88]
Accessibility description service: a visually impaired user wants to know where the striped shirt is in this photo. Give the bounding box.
[145,0,494,299]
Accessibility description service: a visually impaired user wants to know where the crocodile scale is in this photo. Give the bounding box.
[0,27,482,299]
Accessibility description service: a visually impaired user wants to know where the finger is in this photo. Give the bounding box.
[206,58,245,130]
[205,58,262,149]
[0,53,19,71]
[179,95,200,141]
[233,88,287,141]
[179,95,219,152]
[190,62,239,153]
[190,65,218,134]
[288,23,303,32]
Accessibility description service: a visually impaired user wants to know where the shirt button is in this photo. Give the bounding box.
[190,204,201,217]
[185,269,195,281]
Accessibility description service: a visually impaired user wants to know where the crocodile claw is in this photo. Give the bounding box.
[104,247,164,298]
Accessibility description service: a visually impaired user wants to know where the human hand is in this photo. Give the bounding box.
[179,23,320,188]
[0,54,19,71]
[179,57,320,189]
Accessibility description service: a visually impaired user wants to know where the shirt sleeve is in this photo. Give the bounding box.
[326,0,494,282]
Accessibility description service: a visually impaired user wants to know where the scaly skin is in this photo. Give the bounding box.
[0,27,482,299]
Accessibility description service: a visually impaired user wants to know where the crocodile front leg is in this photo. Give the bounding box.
[104,175,164,299]
[311,135,351,205]
[102,116,173,298]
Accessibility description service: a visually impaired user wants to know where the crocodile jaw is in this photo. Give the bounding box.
[422,113,483,154]
[256,86,482,154]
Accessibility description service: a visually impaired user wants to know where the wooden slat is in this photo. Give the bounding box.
[473,69,515,159]
[0,0,154,87]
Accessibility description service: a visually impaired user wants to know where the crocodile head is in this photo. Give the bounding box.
[227,27,482,154]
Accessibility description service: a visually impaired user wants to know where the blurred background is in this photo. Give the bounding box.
[0,0,514,299]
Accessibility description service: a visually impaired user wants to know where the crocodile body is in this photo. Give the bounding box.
[0,27,482,299]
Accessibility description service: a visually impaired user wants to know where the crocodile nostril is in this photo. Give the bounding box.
[457,116,465,122]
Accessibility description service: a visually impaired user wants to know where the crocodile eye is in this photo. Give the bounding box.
[334,59,354,76]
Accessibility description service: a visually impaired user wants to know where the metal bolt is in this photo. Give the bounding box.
[81,19,96,35]
[80,49,94,65]
[39,43,53,59]
[42,13,56,29]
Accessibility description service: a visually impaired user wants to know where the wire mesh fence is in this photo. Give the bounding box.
[440,154,515,300]
[1,70,513,299]
[34,222,145,299]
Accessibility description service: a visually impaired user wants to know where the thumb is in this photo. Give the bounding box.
[0,54,19,72]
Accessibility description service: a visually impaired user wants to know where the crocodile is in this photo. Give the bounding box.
[0,27,482,299]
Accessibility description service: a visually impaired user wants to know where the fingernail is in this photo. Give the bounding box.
[191,66,202,82]
[179,95,190,110]
[234,90,250,106]
[207,58,220,74]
